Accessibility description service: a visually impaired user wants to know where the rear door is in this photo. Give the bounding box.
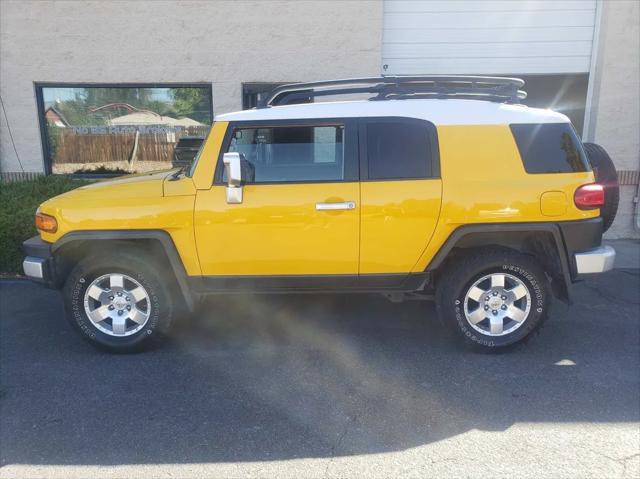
[358,117,442,279]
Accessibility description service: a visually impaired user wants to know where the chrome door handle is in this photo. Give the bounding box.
[315,201,356,211]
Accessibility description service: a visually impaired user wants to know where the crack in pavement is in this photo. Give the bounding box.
[324,415,357,479]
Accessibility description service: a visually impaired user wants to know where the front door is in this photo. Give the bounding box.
[194,119,360,285]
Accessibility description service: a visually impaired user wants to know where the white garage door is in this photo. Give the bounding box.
[382,0,597,75]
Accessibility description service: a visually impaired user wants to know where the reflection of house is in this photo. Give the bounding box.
[44,107,68,127]
[107,111,203,127]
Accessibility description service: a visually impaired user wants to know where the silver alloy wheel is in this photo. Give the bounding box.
[83,273,151,337]
[463,273,531,336]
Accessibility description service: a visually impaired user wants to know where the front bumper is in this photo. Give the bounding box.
[23,256,48,279]
[22,236,55,286]
[574,245,616,274]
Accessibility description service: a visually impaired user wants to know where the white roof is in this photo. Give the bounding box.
[215,99,570,126]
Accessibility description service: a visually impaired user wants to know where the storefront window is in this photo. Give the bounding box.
[37,84,212,175]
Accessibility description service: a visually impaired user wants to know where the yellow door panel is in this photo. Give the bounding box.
[194,183,359,276]
[360,179,442,273]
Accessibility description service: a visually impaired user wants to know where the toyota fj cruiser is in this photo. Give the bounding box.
[23,76,619,352]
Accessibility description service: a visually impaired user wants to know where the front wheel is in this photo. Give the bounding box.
[435,248,550,351]
[63,250,174,352]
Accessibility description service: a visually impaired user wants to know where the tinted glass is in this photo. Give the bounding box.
[39,85,212,175]
[510,123,590,174]
[366,121,431,179]
[226,125,344,183]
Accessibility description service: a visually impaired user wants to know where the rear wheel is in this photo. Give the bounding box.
[436,248,550,351]
[63,250,174,352]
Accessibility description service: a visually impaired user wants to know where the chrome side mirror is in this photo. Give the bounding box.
[223,152,243,204]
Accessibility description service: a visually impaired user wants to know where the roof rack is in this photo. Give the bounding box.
[258,76,527,108]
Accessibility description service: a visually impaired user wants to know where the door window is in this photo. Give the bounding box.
[225,125,345,183]
[363,119,437,180]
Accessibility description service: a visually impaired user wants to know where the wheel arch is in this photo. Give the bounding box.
[52,230,195,311]
[426,223,572,303]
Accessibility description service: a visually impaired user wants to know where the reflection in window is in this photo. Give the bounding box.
[227,125,344,183]
[510,123,590,174]
[39,85,212,175]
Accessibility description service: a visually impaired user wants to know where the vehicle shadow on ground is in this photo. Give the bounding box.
[1,269,638,466]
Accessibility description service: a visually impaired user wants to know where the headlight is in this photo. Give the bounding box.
[35,212,58,233]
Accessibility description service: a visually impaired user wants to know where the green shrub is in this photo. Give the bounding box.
[0,176,91,275]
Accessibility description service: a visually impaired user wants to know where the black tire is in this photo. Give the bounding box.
[583,142,619,232]
[63,250,174,352]
[435,248,550,351]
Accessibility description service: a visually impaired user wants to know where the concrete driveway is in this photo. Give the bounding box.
[1,269,639,478]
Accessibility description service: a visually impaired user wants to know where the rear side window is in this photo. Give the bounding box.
[365,119,436,180]
[510,123,590,174]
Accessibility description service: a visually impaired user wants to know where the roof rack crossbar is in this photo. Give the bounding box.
[259,76,526,108]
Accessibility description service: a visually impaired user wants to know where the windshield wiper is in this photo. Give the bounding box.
[168,166,185,181]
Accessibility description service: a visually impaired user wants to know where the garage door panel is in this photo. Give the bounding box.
[385,0,596,13]
[383,41,592,59]
[384,10,596,29]
[383,26,595,44]
[383,0,596,75]
[388,57,591,75]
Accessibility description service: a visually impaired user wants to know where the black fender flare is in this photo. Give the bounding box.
[53,230,195,311]
[425,222,573,302]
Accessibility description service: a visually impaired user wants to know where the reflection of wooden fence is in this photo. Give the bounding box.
[52,126,209,164]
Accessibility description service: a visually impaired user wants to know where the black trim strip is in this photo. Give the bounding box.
[190,272,429,294]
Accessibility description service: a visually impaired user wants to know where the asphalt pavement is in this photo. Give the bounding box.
[1,268,639,478]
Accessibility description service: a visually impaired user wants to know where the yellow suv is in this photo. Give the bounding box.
[22,77,618,352]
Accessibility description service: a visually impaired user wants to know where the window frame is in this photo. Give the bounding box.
[213,118,359,185]
[358,117,440,182]
[34,81,214,177]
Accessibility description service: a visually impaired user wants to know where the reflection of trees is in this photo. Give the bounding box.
[46,126,61,161]
[46,87,212,127]
[560,132,582,171]
[171,88,211,123]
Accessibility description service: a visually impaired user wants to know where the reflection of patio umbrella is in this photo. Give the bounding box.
[107,111,203,126]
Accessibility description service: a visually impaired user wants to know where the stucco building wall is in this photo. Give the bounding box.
[0,0,383,173]
[586,0,640,238]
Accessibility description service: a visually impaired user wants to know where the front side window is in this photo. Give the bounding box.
[225,125,345,183]
[510,123,590,174]
[365,120,434,180]
[37,84,212,175]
